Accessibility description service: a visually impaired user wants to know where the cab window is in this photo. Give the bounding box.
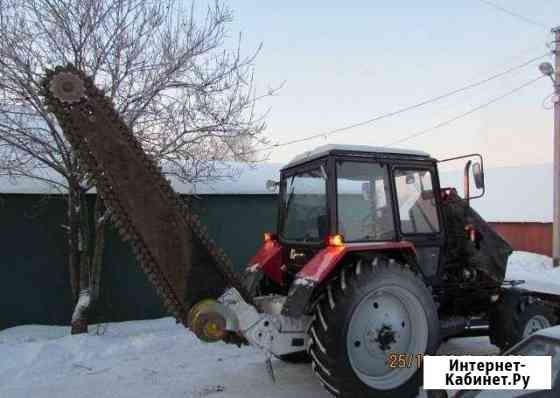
[336,161,395,241]
[394,169,440,234]
[280,165,328,242]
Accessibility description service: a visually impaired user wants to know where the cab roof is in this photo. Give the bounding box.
[282,144,431,170]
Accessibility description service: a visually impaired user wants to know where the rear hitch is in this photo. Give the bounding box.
[188,288,311,382]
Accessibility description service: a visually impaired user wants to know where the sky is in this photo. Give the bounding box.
[213,0,560,167]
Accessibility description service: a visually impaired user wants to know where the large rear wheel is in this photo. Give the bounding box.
[308,256,439,397]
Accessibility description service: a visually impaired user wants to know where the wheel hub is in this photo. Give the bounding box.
[359,295,409,357]
[523,315,551,338]
[374,325,397,351]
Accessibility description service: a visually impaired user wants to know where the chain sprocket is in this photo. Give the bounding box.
[48,72,87,104]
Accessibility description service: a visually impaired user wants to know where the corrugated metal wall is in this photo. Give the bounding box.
[490,222,552,257]
[0,194,277,330]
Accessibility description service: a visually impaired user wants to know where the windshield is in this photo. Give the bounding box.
[280,165,328,243]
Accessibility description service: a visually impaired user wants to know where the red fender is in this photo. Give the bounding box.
[280,240,417,317]
[247,240,417,290]
[296,241,416,284]
[247,240,283,284]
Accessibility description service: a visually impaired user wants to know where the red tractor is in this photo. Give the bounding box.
[43,68,559,398]
[192,144,556,397]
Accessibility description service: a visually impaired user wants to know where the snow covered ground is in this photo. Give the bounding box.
[0,317,327,398]
[0,317,495,398]
[0,251,558,398]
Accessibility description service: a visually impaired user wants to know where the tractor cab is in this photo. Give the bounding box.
[276,144,445,283]
[279,144,441,245]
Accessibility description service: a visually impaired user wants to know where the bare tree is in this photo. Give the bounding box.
[0,0,273,333]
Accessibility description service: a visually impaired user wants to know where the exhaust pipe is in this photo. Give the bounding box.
[464,160,472,206]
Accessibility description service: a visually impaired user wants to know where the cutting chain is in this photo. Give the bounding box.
[41,64,253,328]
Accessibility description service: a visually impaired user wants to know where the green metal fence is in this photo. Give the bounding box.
[0,194,277,330]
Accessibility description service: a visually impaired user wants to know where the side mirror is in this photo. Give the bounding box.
[472,162,484,190]
[438,153,485,202]
[265,180,279,192]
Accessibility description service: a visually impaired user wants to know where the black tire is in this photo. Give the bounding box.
[308,256,440,398]
[241,268,311,364]
[490,289,557,352]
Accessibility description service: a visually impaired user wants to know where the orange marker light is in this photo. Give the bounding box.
[327,234,345,247]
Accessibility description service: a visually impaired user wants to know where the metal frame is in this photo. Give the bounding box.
[332,156,397,243]
[389,162,446,282]
[391,164,444,238]
[277,156,332,248]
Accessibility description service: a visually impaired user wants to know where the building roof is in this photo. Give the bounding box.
[169,162,281,195]
[282,144,431,170]
[0,162,282,196]
[0,161,553,223]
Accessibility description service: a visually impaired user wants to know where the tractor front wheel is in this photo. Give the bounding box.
[490,289,557,352]
[308,256,439,397]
